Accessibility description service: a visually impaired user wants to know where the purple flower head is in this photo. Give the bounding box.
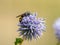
[18,12,46,40]
[53,18,60,41]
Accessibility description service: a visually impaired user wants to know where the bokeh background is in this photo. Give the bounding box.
[0,0,60,45]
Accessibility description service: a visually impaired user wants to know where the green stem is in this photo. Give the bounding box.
[15,38,23,45]
[57,42,60,45]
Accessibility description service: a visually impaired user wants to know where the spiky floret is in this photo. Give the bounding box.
[18,12,46,40]
[53,18,60,41]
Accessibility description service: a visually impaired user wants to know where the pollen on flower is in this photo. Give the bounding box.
[17,12,46,40]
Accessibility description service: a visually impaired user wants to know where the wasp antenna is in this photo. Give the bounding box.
[16,15,21,18]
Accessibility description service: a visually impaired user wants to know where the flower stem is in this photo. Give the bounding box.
[15,38,23,45]
[57,42,60,45]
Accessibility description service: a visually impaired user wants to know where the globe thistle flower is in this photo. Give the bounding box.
[17,12,46,40]
[53,18,60,41]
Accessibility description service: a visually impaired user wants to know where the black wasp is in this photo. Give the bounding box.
[16,12,31,22]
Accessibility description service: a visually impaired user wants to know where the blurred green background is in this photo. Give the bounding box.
[0,0,60,45]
